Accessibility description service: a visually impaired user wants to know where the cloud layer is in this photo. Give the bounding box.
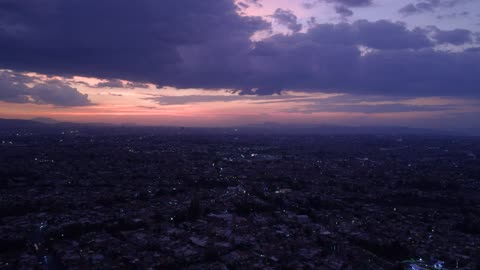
[272,9,302,32]
[0,71,91,106]
[0,0,479,100]
[399,0,471,16]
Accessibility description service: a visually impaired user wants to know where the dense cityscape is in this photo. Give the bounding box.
[1,0,480,269]
[0,121,479,269]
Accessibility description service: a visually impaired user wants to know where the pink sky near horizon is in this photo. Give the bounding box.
[1,73,477,129]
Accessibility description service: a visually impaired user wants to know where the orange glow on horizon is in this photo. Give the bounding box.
[1,70,479,129]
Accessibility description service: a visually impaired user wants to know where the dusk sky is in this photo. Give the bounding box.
[1,0,479,129]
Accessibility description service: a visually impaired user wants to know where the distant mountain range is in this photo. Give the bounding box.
[238,122,456,136]
[31,117,60,124]
[0,118,477,136]
[0,118,52,129]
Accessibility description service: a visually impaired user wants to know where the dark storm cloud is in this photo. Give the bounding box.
[335,6,354,17]
[0,71,31,103]
[431,27,472,45]
[244,20,479,96]
[94,79,150,89]
[0,0,270,82]
[30,80,92,106]
[353,20,433,49]
[95,80,125,89]
[0,71,91,106]
[125,82,150,89]
[0,0,479,99]
[400,0,471,16]
[272,9,302,32]
[263,20,432,51]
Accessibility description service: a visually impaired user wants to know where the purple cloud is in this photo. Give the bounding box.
[400,0,471,16]
[0,71,91,106]
[272,9,303,32]
[431,27,473,45]
[335,6,354,17]
[0,0,479,100]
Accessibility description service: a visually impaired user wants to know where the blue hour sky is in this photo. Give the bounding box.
[0,0,479,131]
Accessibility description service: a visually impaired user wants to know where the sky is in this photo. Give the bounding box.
[0,0,479,130]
